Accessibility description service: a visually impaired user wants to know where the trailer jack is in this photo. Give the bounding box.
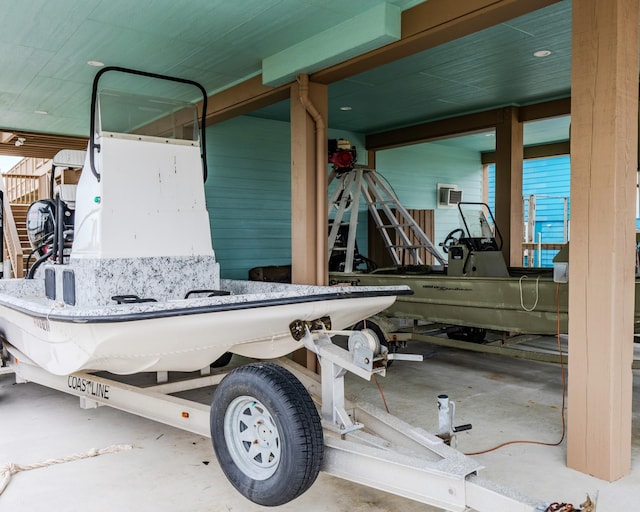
[437,394,473,448]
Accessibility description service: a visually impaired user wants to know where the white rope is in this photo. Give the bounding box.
[0,443,133,496]
[518,274,541,312]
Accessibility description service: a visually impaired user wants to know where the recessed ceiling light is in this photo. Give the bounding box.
[87,60,105,67]
[34,110,48,115]
[339,106,352,111]
[533,50,552,58]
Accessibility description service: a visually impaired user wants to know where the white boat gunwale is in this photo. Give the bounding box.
[0,286,412,324]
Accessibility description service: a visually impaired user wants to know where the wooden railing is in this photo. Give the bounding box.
[0,174,24,278]
[522,242,565,268]
[3,158,51,204]
[3,173,49,205]
[1,158,52,278]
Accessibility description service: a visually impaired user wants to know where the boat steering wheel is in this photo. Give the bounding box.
[441,228,466,253]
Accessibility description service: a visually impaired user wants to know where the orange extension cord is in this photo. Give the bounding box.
[370,285,568,454]
[369,286,578,511]
[464,283,567,456]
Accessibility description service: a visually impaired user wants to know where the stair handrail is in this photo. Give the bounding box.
[3,172,48,204]
[0,173,24,278]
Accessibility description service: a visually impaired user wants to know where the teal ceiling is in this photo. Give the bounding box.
[251,0,573,146]
[0,0,420,137]
[0,0,572,150]
[330,0,572,134]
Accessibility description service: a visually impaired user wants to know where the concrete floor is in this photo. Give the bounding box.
[1,339,639,512]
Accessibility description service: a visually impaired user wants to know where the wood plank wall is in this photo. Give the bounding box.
[368,208,435,267]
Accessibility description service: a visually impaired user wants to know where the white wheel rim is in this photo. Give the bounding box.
[224,395,281,480]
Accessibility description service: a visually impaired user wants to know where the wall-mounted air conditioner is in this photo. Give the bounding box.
[437,183,463,208]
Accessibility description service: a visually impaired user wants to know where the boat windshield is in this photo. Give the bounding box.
[97,89,199,142]
[458,203,497,239]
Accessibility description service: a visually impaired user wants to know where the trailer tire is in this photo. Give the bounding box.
[447,326,487,343]
[210,351,233,368]
[210,362,323,506]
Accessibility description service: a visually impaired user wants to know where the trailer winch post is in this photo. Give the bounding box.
[295,324,387,434]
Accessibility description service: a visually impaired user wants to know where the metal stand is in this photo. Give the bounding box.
[328,167,446,272]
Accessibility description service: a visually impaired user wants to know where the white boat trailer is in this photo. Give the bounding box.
[5,325,547,512]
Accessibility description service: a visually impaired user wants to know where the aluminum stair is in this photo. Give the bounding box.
[328,167,446,273]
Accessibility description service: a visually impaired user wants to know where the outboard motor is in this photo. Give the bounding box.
[26,200,56,256]
[25,196,75,278]
[53,186,76,263]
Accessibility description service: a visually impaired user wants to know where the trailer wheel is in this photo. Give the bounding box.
[210,363,323,506]
[210,351,233,368]
[447,326,487,343]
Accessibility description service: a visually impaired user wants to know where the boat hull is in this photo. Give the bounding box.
[0,279,406,375]
[330,270,587,335]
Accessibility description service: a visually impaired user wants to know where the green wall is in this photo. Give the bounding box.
[205,115,483,278]
[205,116,292,279]
[376,142,483,250]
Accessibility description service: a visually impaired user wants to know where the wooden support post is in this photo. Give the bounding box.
[367,149,377,169]
[567,0,638,481]
[494,107,523,266]
[290,79,328,286]
[290,79,328,372]
[482,164,489,205]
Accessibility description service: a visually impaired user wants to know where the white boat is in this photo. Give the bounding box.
[0,67,408,376]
